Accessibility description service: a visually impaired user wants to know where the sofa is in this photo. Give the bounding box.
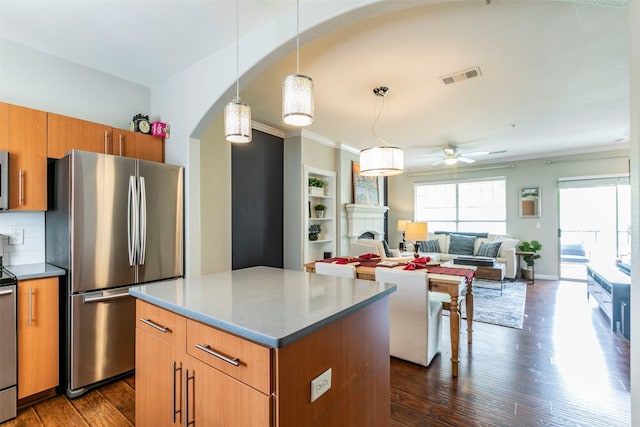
[353,232,519,279]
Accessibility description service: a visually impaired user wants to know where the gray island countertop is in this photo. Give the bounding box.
[129,266,396,348]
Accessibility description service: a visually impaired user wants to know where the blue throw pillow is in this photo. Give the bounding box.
[476,241,502,258]
[448,234,476,255]
[418,239,441,253]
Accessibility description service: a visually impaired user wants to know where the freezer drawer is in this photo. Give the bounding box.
[0,387,16,423]
[69,287,135,395]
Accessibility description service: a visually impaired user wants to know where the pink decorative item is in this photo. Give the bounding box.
[151,122,170,138]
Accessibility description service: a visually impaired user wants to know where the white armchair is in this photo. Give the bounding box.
[374,267,443,367]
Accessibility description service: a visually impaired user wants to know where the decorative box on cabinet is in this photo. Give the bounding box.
[17,277,59,402]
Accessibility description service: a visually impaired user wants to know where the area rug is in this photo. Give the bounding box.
[444,280,527,329]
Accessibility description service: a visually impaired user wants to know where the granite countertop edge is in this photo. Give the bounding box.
[130,283,396,349]
[6,263,66,280]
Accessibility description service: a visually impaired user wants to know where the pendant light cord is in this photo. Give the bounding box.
[296,0,300,74]
[235,0,240,100]
[372,89,389,145]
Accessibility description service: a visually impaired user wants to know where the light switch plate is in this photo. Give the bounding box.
[310,368,332,403]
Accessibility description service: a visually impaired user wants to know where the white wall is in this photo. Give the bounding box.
[388,151,630,280]
[628,2,639,425]
[0,38,151,266]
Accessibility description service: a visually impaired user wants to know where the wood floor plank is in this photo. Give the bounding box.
[2,406,43,426]
[32,395,89,426]
[96,380,135,424]
[69,389,132,427]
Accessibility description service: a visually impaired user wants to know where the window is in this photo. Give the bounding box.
[415,178,506,234]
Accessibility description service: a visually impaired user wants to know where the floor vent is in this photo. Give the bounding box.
[440,66,482,85]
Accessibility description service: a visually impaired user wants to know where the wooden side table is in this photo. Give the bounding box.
[515,251,535,284]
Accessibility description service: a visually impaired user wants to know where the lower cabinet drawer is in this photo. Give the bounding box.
[136,300,184,346]
[186,319,272,395]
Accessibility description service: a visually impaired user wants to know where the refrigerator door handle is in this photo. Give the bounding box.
[83,290,131,303]
[127,175,139,266]
[139,176,147,265]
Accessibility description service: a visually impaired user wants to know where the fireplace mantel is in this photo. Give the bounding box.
[345,204,389,240]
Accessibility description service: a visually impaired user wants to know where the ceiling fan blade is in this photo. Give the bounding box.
[458,156,476,164]
[461,150,490,157]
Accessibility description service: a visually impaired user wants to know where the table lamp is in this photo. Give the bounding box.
[404,222,428,258]
[397,219,411,250]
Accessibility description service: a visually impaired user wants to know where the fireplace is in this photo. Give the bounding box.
[345,204,389,242]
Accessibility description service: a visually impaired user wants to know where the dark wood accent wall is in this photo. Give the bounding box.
[231,129,284,270]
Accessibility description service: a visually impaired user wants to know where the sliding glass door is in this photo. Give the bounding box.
[558,176,630,281]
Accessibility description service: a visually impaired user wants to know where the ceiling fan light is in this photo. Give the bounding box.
[444,157,458,165]
[359,146,404,176]
[224,100,252,143]
[282,74,314,126]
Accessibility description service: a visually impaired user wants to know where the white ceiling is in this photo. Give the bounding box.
[0,0,631,171]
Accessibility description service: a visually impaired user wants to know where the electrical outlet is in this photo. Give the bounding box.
[310,368,332,403]
[9,228,23,245]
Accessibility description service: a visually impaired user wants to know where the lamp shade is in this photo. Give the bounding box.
[224,100,252,143]
[282,74,314,126]
[404,222,428,242]
[397,219,411,232]
[359,146,404,177]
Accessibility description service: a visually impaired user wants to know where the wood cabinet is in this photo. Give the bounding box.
[8,105,48,211]
[47,113,112,159]
[17,277,59,400]
[136,300,270,426]
[112,128,164,163]
[0,102,9,151]
[135,295,390,427]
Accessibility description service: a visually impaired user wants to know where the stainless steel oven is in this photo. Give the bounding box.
[0,268,18,423]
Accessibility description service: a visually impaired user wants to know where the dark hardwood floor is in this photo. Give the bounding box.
[4,280,630,426]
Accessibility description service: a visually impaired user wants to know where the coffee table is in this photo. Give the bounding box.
[441,260,506,294]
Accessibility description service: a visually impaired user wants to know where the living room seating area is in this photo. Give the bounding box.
[353,232,519,279]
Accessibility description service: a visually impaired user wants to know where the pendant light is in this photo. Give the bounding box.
[282,0,314,127]
[224,0,252,143]
[359,86,404,177]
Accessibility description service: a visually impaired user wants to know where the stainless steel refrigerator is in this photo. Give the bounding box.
[46,150,184,397]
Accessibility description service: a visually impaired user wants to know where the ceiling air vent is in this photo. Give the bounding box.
[440,66,482,85]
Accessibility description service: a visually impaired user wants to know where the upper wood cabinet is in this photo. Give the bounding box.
[47,113,112,159]
[0,102,9,151]
[112,128,164,163]
[8,105,47,211]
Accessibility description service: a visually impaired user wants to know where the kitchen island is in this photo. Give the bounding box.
[129,266,396,427]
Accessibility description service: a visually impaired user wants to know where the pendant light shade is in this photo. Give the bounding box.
[282,0,314,127]
[359,86,404,176]
[282,74,314,126]
[224,0,252,143]
[224,99,252,143]
[359,146,405,176]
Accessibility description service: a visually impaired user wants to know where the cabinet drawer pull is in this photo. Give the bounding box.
[172,361,182,423]
[139,317,170,333]
[18,169,24,206]
[195,343,240,366]
[185,369,195,426]
[28,287,33,326]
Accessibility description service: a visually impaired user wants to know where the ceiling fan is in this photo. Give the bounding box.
[432,146,488,166]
